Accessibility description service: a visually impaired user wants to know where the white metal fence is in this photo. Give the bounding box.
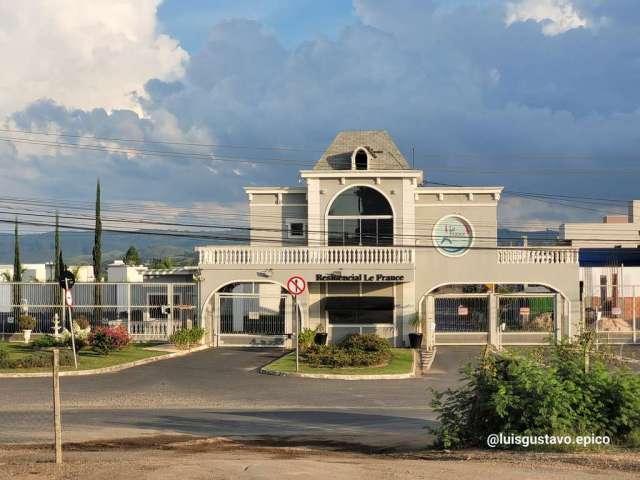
[0,282,199,341]
[219,293,287,335]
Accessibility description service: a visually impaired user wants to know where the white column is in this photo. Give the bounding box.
[488,294,499,348]
[425,295,435,349]
[401,178,416,246]
[400,281,415,347]
[167,283,174,337]
[306,178,322,246]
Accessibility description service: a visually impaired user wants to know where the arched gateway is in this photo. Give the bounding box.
[418,283,570,348]
[203,281,302,347]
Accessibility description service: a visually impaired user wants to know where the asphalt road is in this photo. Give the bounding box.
[0,346,481,449]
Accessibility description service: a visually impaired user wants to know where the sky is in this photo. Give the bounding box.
[1,0,639,231]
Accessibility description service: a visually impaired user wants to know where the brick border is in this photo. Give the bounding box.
[260,349,418,380]
[0,345,212,379]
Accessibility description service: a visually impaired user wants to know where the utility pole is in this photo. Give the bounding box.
[52,349,62,464]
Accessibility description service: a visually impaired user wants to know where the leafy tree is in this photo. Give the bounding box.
[123,246,141,266]
[53,211,62,281]
[149,257,175,269]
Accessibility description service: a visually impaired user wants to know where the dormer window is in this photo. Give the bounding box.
[352,147,369,170]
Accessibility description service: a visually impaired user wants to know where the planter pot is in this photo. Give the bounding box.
[23,329,32,344]
[408,333,423,349]
[314,332,328,345]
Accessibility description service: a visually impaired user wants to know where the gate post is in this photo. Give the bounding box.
[127,283,131,336]
[488,293,499,348]
[214,293,220,347]
[167,283,174,338]
[425,295,435,349]
[633,286,637,344]
[285,295,293,348]
[554,293,562,343]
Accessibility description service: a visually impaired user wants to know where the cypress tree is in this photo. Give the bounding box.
[58,250,65,276]
[54,211,61,281]
[92,179,102,282]
[92,180,102,315]
[13,217,21,282]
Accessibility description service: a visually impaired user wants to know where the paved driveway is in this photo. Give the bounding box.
[0,347,481,449]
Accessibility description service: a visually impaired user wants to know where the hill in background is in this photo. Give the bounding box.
[0,231,211,266]
[0,228,559,266]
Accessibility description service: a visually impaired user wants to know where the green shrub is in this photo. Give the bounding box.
[0,345,9,368]
[340,333,391,353]
[19,314,36,330]
[0,349,74,369]
[298,328,316,352]
[31,335,65,349]
[303,333,391,368]
[170,326,205,349]
[430,340,640,449]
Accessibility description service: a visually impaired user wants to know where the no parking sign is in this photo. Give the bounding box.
[286,275,306,297]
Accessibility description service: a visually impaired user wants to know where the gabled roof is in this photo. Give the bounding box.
[313,130,411,170]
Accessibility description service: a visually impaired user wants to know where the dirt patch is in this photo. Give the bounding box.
[1,435,639,480]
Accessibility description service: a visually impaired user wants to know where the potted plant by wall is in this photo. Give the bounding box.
[314,323,328,345]
[408,314,423,349]
[19,314,36,343]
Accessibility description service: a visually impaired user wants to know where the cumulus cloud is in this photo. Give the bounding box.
[506,0,588,35]
[0,0,187,115]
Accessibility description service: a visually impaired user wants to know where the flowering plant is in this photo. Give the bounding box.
[89,325,131,354]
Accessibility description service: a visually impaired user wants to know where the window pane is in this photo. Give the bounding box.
[343,219,360,245]
[328,187,392,216]
[328,310,357,324]
[290,222,304,237]
[378,219,393,245]
[359,309,393,324]
[328,219,343,246]
[361,219,377,246]
[355,150,368,170]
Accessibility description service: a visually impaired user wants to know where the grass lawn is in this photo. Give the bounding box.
[262,348,414,375]
[0,342,169,373]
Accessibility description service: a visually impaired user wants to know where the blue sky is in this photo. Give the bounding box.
[1,0,640,230]
[158,0,357,51]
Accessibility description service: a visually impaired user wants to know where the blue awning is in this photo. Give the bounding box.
[579,248,640,267]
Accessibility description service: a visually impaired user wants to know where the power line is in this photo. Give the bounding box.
[0,127,327,153]
[0,136,317,166]
[0,217,582,251]
[3,206,640,245]
[0,192,636,236]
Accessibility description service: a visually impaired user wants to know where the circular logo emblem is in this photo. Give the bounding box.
[433,215,473,257]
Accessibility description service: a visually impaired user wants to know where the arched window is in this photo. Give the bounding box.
[354,148,368,170]
[327,186,393,246]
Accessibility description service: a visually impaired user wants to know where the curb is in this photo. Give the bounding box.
[0,345,212,379]
[259,349,418,380]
